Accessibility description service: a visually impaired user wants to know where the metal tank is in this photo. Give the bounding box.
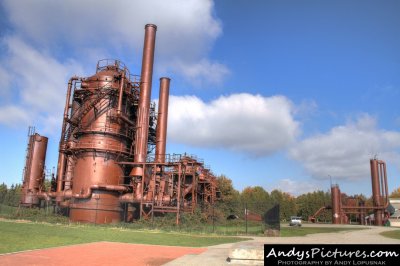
[54,24,158,224]
[64,62,135,224]
[20,127,48,207]
[49,23,220,224]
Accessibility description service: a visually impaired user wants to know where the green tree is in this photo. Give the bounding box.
[0,183,8,204]
[241,186,270,215]
[390,187,400,198]
[214,175,240,218]
[296,190,331,222]
[269,190,297,221]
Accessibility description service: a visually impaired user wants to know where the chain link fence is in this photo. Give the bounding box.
[0,196,282,236]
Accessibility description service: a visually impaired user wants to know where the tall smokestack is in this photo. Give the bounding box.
[155,77,170,163]
[370,159,383,226]
[131,24,157,176]
[331,184,341,224]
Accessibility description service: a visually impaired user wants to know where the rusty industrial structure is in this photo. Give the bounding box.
[19,24,219,224]
[20,127,49,207]
[309,159,389,226]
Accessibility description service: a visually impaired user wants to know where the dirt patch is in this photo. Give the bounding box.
[0,242,206,266]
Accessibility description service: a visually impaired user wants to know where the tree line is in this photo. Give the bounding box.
[215,175,400,222]
[2,175,399,222]
[214,175,331,222]
[0,183,22,207]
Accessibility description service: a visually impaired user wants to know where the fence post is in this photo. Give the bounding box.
[212,203,215,233]
[245,203,248,235]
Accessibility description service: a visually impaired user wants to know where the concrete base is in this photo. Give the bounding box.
[227,244,264,265]
[264,229,280,237]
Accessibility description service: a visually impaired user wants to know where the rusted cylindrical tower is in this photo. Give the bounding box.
[20,130,48,207]
[131,24,157,177]
[370,159,383,226]
[331,184,341,224]
[66,62,133,224]
[155,77,170,163]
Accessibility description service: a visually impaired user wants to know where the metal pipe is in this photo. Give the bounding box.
[119,193,135,203]
[176,163,182,225]
[131,24,157,177]
[158,175,166,205]
[341,205,389,210]
[155,77,170,164]
[119,113,135,126]
[370,159,383,226]
[37,191,51,201]
[379,162,385,204]
[72,184,129,199]
[56,77,78,193]
[183,184,193,196]
[331,185,341,224]
[383,162,389,205]
[64,157,74,191]
[117,71,125,115]
[135,180,143,200]
[146,166,156,201]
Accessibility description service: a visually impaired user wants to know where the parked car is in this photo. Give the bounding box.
[289,216,302,226]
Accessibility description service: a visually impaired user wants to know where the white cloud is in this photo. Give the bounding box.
[0,67,11,98]
[273,178,324,196]
[3,0,226,86]
[289,114,400,180]
[0,36,84,130]
[168,93,300,156]
[0,105,30,127]
[6,36,83,111]
[167,58,230,87]
[0,0,229,133]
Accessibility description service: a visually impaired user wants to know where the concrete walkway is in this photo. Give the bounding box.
[164,225,400,266]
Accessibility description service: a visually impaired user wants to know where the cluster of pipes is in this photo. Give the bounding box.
[309,159,390,226]
[20,24,219,224]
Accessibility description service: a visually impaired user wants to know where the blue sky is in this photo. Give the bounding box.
[0,0,399,197]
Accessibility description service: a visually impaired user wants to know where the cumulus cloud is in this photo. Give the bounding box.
[2,0,226,85]
[168,93,300,156]
[1,0,227,132]
[0,67,11,98]
[167,58,230,87]
[289,114,400,180]
[273,178,324,196]
[5,36,83,111]
[0,36,84,131]
[0,105,30,127]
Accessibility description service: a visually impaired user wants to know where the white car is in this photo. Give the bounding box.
[289,216,302,226]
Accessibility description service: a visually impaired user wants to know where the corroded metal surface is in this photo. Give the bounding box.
[331,185,341,224]
[330,159,389,226]
[20,24,219,225]
[20,129,48,207]
[155,77,170,164]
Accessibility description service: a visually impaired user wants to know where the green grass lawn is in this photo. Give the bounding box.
[280,226,363,237]
[183,223,363,236]
[380,230,400,240]
[0,219,366,254]
[0,220,248,254]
